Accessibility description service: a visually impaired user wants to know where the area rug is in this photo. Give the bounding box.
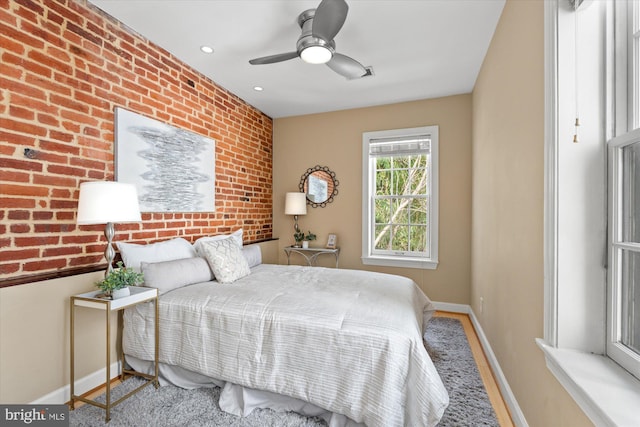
[69,317,499,426]
[425,317,499,426]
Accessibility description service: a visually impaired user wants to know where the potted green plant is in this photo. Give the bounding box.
[95,261,144,299]
[302,231,316,248]
[293,230,305,247]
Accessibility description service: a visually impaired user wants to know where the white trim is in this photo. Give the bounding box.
[607,128,640,380]
[541,2,640,425]
[362,255,438,269]
[537,338,640,427]
[469,310,529,427]
[30,361,121,404]
[432,301,469,314]
[432,302,528,427]
[543,0,560,347]
[361,125,439,269]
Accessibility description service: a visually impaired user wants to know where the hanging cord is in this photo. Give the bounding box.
[572,0,582,143]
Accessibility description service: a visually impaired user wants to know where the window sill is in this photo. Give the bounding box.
[536,338,640,426]
[361,255,438,269]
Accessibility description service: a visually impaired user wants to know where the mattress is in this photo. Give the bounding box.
[123,264,449,426]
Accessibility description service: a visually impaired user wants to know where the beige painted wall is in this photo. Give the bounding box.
[0,240,278,404]
[471,1,592,426]
[0,271,105,403]
[273,95,472,304]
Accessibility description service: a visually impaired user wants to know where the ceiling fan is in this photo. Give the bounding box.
[248,0,370,80]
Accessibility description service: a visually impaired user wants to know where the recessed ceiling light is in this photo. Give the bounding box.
[200,45,214,54]
[253,86,264,92]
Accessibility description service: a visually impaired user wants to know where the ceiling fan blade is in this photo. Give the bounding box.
[312,0,348,42]
[327,53,367,79]
[249,51,298,65]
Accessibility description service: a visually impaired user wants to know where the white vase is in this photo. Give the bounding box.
[302,241,309,249]
[112,287,130,299]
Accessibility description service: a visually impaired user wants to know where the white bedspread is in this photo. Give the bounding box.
[123,264,449,427]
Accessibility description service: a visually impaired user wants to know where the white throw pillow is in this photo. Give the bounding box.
[193,229,243,257]
[201,236,250,284]
[141,257,214,295]
[116,237,197,272]
[242,243,262,268]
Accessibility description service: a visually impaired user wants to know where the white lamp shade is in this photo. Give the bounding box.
[285,192,307,215]
[77,181,142,225]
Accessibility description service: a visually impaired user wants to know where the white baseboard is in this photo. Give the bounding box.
[433,301,470,314]
[31,361,121,404]
[433,301,528,427]
[468,309,529,427]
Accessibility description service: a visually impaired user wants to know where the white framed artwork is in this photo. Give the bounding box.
[115,107,215,212]
[326,233,337,249]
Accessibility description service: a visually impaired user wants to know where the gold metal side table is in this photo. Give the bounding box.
[284,246,340,267]
[70,286,159,422]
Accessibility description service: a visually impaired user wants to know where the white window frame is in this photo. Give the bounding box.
[361,125,438,269]
[607,0,640,380]
[540,2,640,425]
[607,128,640,381]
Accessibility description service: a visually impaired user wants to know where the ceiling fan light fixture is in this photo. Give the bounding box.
[300,45,333,64]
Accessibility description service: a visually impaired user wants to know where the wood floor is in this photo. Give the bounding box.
[434,311,514,426]
[74,311,514,426]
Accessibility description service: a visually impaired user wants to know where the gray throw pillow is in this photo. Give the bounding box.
[141,257,213,295]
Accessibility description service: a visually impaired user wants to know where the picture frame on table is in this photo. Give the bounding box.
[326,234,337,249]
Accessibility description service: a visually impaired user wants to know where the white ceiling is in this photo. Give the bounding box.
[88,0,505,119]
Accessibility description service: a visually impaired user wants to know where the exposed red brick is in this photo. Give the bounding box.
[10,224,31,233]
[33,223,75,233]
[0,263,20,275]
[0,21,44,50]
[62,235,99,245]
[7,210,30,220]
[45,164,88,178]
[43,246,82,257]
[23,258,68,272]
[0,169,30,183]
[0,0,272,282]
[32,211,54,220]
[0,197,36,209]
[14,236,60,247]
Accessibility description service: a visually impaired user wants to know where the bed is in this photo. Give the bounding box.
[117,234,449,427]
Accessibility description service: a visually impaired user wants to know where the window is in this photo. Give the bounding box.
[608,130,640,380]
[540,1,640,424]
[608,0,640,381]
[361,126,438,269]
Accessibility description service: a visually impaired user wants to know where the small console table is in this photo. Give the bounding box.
[284,246,340,268]
[70,286,159,422]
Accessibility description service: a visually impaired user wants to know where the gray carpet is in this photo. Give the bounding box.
[69,317,499,426]
[425,317,499,426]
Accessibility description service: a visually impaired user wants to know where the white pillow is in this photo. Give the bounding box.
[242,243,262,268]
[193,229,243,257]
[116,237,197,272]
[141,257,214,295]
[201,236,250,284]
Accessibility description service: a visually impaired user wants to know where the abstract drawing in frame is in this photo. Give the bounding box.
[115,107,215,212]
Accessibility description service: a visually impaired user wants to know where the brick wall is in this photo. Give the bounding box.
[0,0,273,283]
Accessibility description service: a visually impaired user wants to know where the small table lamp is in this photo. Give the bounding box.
[77,181,142,276]
[285,192,307,245]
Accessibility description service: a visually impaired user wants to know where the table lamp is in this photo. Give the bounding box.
[77,181,142,275]
[285,192,307,246]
